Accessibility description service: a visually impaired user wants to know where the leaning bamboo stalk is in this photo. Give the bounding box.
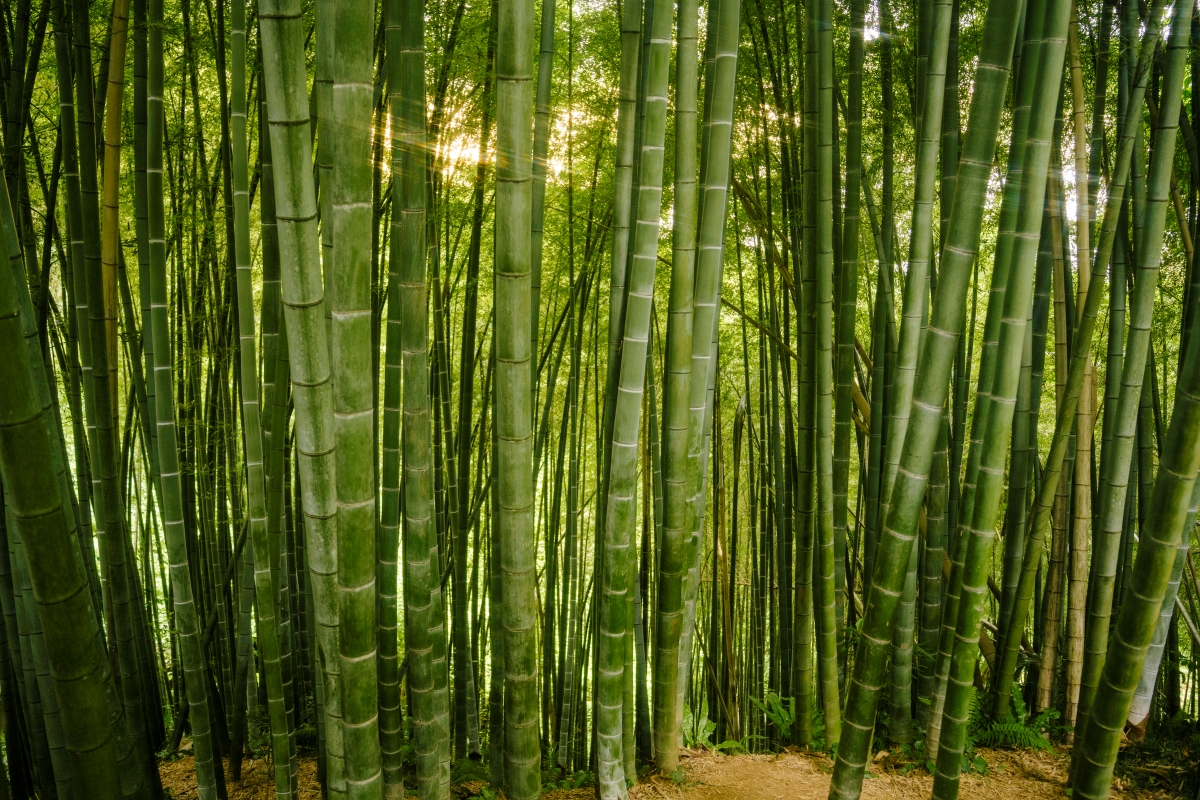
[989,0,1172,720]
[827,0,1024,793]
[932,0,1071,791]
[604,0,674,787]
[672,0,741,757]
[1075,65,1191,750]
[0,181,123,800]
[1072,17,1200,794]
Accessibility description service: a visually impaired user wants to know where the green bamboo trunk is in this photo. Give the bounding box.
[529,0,555,409]
[931,0,1068,792]
[882,0,952,746]
[495,0,540,790]
[325,0,383,794]
[653,0,698,772]
[51,0,105,630]
[386,0,452,792]
[1071,18,1200,793]
[673,0,741,746]
[1072,0,1189,744]
[810,0,841,747]
[70,0,157,787]
[988,0,1170,718]
[606,0,675,785]
[258,0,344,790]
[826,0,1023,793]
[225,0,295,792]
[878,0,951,521]
[945,3,1044,669]
[0,176,123,800]
[918,413,950,729]
[379,0,405,792]
[833,0,864,709]
[5,512,73,800]
[142,0,220,787]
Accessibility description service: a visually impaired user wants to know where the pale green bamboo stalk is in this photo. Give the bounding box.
[325,0,383,794]
[879,0,952,516]
[672,0,740,756]
[495,0,540,789]
[652,0,698,772]
[145,0,218,787]
[606,0,674,787]
[881,0,952,747]
[258,0,344,791]
[387,0,452,793]
[951,0,1044,593]
[826,0,1024,793]
[931,0,1069,791]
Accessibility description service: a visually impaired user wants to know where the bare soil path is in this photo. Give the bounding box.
[159,745,1179,799]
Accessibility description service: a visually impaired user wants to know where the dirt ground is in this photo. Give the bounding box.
[160,750,324,800]
[159,745,1179,799]
[621,747,1176,800]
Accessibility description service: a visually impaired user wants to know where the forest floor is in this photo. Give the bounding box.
[158,744,1186,800]
[620,746,1178,800]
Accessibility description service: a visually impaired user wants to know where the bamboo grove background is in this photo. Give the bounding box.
[3,0,1200,796]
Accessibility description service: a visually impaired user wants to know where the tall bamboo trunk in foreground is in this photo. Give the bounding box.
[0,167,124,800]
[880,0,952,747]
[258,0,344,790]
[605,0,675,784]
[494,0,540,791]
[1070,0,1187,750]
[673,0,741,749]
[327,0,383,795]
[143,0,222,792]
